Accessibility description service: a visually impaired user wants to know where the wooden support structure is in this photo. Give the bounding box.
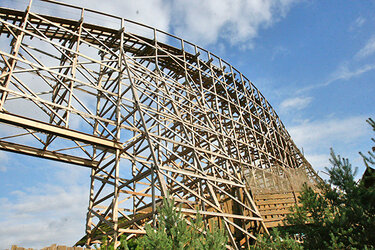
[0,1,322,249]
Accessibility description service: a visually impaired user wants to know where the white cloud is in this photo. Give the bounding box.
[288,116,369,151]
[305,151,369,181]
[171,0,299,46]
[0,151,8,172]
[349,16,365,32]
[329,62,375,82]
[1,0,27,10]
[296,32,375,94]
[326,62,375,84]
[287,116,373,179]
[39,0,170,41]
[279,96,312,113]
[5,0,300,49]
[43,0,170,31]
[304,153,330,177]
[0,167,89,249]
[356,36,375,59]
[298,62,375,93]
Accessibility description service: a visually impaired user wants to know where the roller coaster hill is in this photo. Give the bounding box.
[0,0,322,249]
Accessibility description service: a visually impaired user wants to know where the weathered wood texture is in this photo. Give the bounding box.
[0,1,322,249]
[254,191,300,228]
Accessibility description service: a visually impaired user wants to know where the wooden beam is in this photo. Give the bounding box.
[180,208,263,221]
[0,140,98,168]
[0,112,122,150]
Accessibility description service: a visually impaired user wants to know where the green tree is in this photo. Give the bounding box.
[97,235,141,250]
[283,118,375,249]
[138,196,227,250]
[251,228,303,250]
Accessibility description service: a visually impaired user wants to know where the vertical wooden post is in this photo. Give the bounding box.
[65,8,84,127]
[0,0,32,110]
[151,163,156,228]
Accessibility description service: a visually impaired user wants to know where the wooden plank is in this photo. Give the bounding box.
[0,112,122,150]
[264,215,286,222]
[180,208,263,221]
[258,203,299,212]
[118,228,146,234]
[264,221,284,228]
[0,140,98,168]
[255,198,296,206]
[254,192,299,200]
[260,208,293,216]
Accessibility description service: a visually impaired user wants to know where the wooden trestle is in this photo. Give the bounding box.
[0,1,322,249]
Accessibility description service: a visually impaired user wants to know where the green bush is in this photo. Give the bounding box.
[250,229,303,250]
[98,195,227,250]
[138,196,227,250]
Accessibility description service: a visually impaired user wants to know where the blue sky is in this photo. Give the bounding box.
[0,0,374,248]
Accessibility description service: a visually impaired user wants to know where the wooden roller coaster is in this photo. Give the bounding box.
[0,0,322,248]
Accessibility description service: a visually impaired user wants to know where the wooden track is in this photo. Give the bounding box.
[0,1,322,249]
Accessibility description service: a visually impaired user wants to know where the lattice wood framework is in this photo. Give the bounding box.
[0,1,322,249]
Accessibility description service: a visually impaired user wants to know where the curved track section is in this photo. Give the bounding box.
[0,1,321,248]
